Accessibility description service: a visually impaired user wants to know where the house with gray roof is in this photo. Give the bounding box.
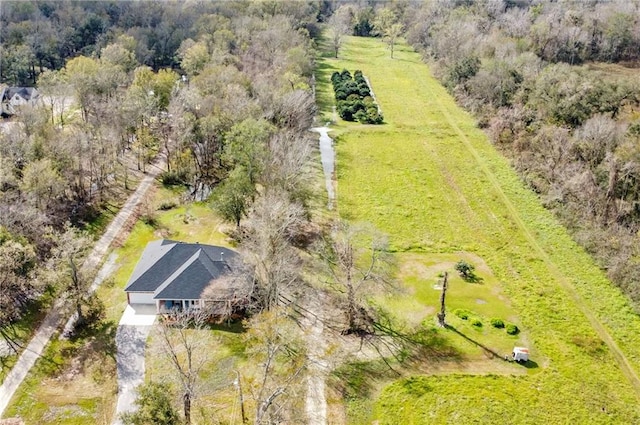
[124,239,251,315]
[1,87,40,117]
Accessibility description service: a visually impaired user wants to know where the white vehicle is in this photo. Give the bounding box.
[512,347,529,363]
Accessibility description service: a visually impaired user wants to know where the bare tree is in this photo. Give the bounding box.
[372,8,403,59]
[242,307,306,424]
[328,6,353,58]
[45,223,93,329]
[156,310,209,424]
[319,221,393,334]
[0,238,39,350]
[263,129,314,202]
[242,191,306,311]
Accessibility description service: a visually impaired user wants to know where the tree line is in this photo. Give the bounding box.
[394,1,640,306]
[0,1,356,424]
[0,0,320,362]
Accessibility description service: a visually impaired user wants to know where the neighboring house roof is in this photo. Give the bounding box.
[1,87,39,116]
[125,240,245,300]
[1,87,39,103]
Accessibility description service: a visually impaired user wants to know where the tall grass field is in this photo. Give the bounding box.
[318,36,640,423]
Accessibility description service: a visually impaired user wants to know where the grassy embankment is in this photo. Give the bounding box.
[4,186,242,424]
[318,35,640,423]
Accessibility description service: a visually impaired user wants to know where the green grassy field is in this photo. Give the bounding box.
[319,36,640,423]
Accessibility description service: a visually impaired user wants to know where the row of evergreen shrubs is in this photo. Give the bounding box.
[331,69,384,124]
[454,309,519,335]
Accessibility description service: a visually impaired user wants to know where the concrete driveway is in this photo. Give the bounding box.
[112,304,156,424]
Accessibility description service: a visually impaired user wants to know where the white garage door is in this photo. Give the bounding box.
[128,292,155,305]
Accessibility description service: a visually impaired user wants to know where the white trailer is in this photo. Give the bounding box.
[512,347,529,363]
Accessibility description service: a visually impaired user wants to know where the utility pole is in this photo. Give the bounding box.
[437,271,448,327]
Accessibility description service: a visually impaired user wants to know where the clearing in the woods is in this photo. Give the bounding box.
[318,35,640,424]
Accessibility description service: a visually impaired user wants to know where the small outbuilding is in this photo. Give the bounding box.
[512,347,529,363]
[124,239,251,316]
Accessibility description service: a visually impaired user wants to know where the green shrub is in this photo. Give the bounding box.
[490,318,505,328]
[455,260,476,280]
[471,318,483,327]
[364,108,383,124]
[454,309,471,320]
[358,85,371,97]
[335,89,348,101]
[158,201,177,211]
[354,109,368,123]
[331,69,383,124]
[160,171,187,187]
[506,324,519,335]
[331,71,342,85]
[141,214,157,227]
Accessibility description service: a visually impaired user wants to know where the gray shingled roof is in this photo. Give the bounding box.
[1,87,39,102]
[124,240,241,300]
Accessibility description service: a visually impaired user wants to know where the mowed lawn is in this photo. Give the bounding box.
[319,36,640,423]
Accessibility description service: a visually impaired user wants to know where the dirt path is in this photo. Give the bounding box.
[0,158,166,418]
[432,93,640,395]
[301,293,330,424]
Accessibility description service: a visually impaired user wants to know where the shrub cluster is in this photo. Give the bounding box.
[506,324,519,335]
[490,318,505,328]
[158,201,177,211]
[454,309,471,320]
[160,170,188,187]
[456,312,520,336]
[471,318,483,327]
[331,69,383,124]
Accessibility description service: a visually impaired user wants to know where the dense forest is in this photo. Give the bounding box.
[326,0,640,308]
[0,0,322,349]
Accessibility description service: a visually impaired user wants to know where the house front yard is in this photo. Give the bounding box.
[3,185,236,424]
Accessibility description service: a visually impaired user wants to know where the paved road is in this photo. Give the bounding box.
[0,159,165,418]
[112,305,156,424]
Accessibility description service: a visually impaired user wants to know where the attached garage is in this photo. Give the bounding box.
[127,292,155,305]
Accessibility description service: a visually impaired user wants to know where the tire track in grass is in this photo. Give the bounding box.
[429,89,640,397]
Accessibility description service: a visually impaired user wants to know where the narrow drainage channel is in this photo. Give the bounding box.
[311,126,336,210]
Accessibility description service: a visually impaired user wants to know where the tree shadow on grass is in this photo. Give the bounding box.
[458,272,484,284]
[58,318,119,379]
[374,319,462,368]
[330,320,463,402]
[207,320,246,334]
[331,357,399,401]
[446,324,507,361]
[70,316,118,360]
